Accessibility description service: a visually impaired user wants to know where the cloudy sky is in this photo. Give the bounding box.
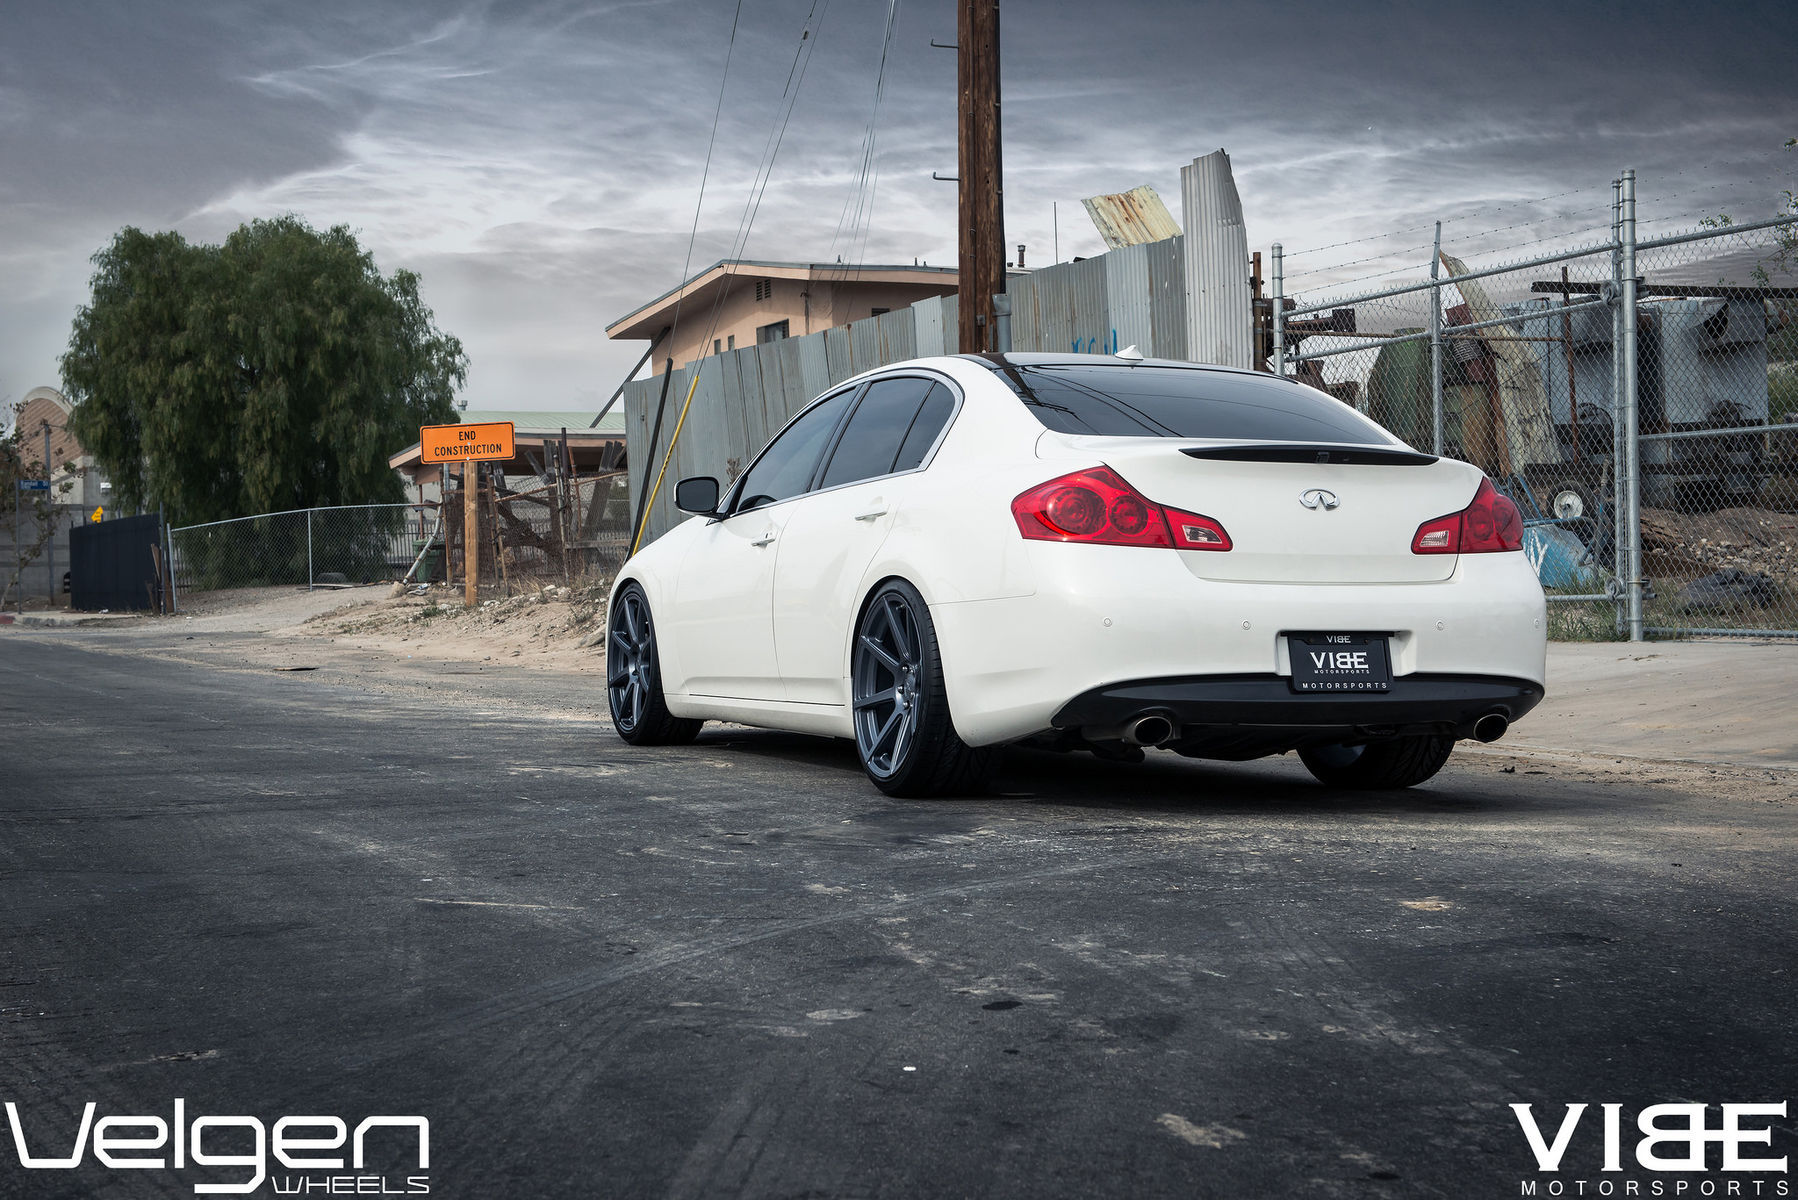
[4,0,1795,417]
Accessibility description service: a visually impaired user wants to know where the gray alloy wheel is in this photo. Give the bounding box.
[850,581,994,797]
[607,583,702,746]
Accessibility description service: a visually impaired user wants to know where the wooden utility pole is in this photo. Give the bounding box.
[957,0,1004,354]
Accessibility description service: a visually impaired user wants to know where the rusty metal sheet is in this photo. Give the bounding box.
[1082,185,1182,251]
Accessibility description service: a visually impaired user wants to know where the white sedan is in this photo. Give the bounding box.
[607,352,1546,796]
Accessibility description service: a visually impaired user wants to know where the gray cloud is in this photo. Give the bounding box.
[4,0,1795,421]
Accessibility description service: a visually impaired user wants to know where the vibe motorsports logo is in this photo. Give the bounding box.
[1511,1101,1789,1196]
[5,1099,430,1195]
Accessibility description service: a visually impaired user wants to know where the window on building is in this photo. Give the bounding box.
[727,334,736,351]
[713,338,722,355]
[754,279,773,302]
[757,320,790,344]
[871,307,891,317]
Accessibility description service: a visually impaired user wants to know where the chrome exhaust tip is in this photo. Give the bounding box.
[1473,713,1509,744]
[1124,714,1176,747]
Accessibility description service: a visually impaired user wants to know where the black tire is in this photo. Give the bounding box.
[607,583,702,746]
[850,580,994,798]
[1298,734,1455,790]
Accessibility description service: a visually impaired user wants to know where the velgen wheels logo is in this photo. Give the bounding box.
[5,1099,430,1195]
[1299,487,1340,510]
[1511,1101,1789,1194]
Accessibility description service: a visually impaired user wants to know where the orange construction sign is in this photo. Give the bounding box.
[420,421,515,464]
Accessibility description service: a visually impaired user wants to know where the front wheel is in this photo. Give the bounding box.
[607,583,702,746]
[851,581,994,797]
[1298,734,1455,790]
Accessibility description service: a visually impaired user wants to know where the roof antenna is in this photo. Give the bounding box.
[1115,344,1144,364]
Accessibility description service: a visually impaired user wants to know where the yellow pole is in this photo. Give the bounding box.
[629,367,704,556]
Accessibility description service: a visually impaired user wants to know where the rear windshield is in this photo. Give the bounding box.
[988,362,1399,444]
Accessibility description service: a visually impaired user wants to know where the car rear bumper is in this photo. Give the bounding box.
[928,544,1547,747]
[1051,672,1544,741]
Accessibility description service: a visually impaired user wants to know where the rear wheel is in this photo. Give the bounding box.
[851,581,994,797]
[607,583,702,746]
[1298,734,1455,790]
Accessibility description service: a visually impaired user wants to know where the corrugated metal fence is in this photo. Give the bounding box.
[623,237,1192,545]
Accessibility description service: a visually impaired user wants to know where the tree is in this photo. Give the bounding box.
[61,217,466,525]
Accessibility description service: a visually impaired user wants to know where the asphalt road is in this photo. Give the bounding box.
[2,629,1794,1199]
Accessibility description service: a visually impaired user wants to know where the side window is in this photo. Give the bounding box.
[818,377,938,490]
[891,384,955,473]
[733,390,856,515]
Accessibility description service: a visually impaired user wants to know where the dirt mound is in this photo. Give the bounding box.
[301,579,613,669]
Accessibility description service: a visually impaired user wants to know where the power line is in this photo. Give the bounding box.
[659,0,745,380]
[632,1,834,551]
[827,0,902,275]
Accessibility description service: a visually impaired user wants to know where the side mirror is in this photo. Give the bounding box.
[674,476,720,515]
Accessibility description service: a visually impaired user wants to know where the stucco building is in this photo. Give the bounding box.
[606,259,958,372]
[7,386,109,510]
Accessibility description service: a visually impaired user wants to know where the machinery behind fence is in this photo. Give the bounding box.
[1272,170,1798,640]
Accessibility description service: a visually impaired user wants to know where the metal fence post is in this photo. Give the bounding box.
[1619,168,1644,641]
[306,507,314,591]
[1610,179,1626,638]
[165,517,179,614]
[43,423,53,609]
[1429,221,1443,456]
[1270,243,1284,376]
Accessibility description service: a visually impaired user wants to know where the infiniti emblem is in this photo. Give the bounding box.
[1300,488,1341,510]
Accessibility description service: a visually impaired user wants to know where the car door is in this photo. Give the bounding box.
[773,377,959,705]
[665,388,858,701]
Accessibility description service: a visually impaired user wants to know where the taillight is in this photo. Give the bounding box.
[1412,477,1523,554]
[1012,466,1231,551]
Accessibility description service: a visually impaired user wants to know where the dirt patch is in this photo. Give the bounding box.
[293,579,613,670]
[1640,505,1798,590]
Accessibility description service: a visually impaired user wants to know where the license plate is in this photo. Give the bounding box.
[1287,633,1392,693]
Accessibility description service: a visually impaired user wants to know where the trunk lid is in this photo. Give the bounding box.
[1039,434,1484,584]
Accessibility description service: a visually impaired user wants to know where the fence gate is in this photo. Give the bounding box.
[69,513,164,612]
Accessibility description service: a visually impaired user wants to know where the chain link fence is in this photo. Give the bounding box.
[169,504,437,598]
[168,472,634,605]
[1273,171,1798,640]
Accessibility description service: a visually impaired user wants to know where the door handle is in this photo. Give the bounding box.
[853,509,887,522]
[751,533,776,547]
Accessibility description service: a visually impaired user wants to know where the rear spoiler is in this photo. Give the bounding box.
[1181,444,1439,467]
